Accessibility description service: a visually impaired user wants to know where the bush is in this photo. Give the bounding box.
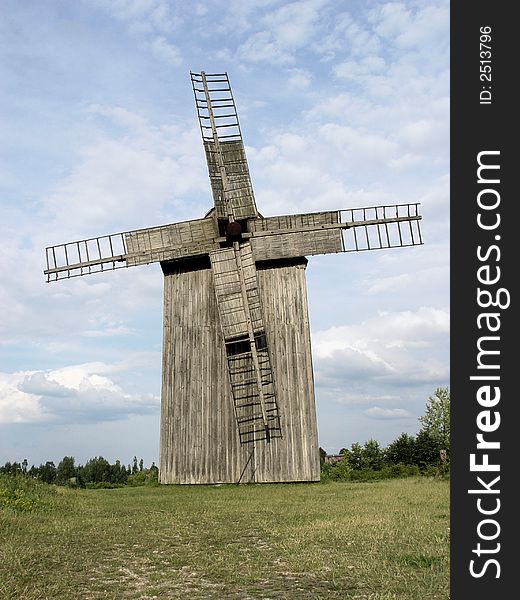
[320,459,353,482]
[421,463,450,479]
[0,474,57,512]
[382,463,421,478]
[321,461,420,483]
[127,467,159,487]
[85,482,126,489]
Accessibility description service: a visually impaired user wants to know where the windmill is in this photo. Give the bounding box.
[44,71,423,484]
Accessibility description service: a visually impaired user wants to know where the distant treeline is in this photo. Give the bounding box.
[320,387,451,482]
[0,456,158,488]
[319,430,449,482]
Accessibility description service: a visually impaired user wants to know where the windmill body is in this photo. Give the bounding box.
[44,72,423,484]
[160,255,318,483]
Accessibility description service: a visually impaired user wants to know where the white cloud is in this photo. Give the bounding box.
[41,106,208,238]
[313,306,449,359]
[333,392,400,406]
[262,0,328,47]
[312,11,381,60]
[89,0,184,66]
[236,31,294,65]
[287,68,312,89]
[91,0,180,33]
[234,0,328,64]
[371,1,449,49]
[150,36,182,65]
[311,306,449,408]
[0,372,46,424]
[333,55,386,79]
[0,362,159,425]
[364,406,412,419]
[320,123,399,169]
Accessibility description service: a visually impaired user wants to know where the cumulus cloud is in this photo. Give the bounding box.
[90,0,184,64]
[370,1,448,49]
[313,306,449,359]
[150,36,182,65]
[364,406,412,419]
[0,362,159,425]
[312,11,381,60]
[262,0,328,47]
[331,392,400,407]
[93,0,181,33]
[0,372,46,424]
[233,0,328,64]
[312,305,449,415]
[287,68,312,89]
[43,106,208,236]
[333,55,386,79]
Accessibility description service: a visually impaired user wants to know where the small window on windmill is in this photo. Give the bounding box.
[254,331,267,351]
[226,335,251,357]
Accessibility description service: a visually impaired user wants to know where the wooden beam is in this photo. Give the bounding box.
[248,215,421,239]
[44,254,125,275]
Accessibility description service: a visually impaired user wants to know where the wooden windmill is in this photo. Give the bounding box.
[44,71,423,484]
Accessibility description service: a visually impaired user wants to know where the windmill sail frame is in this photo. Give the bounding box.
[44,203,423,281]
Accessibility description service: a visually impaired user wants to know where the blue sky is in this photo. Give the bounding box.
[0,0,449,466]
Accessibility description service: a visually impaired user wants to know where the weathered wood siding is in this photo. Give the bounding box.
[159,257,320,484]
[249,211,343,261]
[204,139,257,220]
[254,260,320,482]
[125,217,218,266]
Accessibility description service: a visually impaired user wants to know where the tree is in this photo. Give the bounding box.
[318,447,327,465]
[56,456,76,484]
[414,430,443,469]
[385,433,416,466]
[361,439,384,470]
[111,460,128,484]
[0,461,22,475]
[419,387,450,455]
[345,442,363,470]
[38,461,57,484]
[82,456,112,483]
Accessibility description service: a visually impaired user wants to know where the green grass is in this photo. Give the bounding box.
[0,477,449,599]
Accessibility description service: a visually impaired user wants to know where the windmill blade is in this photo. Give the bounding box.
[44,217,219,282]
[191,71,258,221]
[209,243,281,445]
[247,202,423,262]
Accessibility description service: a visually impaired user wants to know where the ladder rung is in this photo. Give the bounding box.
[200,114,236,120]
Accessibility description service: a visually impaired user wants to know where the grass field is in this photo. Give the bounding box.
[0,477,449,599]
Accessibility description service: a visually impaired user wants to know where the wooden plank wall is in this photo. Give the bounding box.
[204,139,257,220]
[125,218,217,266]
[159,257,320,484]
[249,211,343,261]
[254,260,320,482]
